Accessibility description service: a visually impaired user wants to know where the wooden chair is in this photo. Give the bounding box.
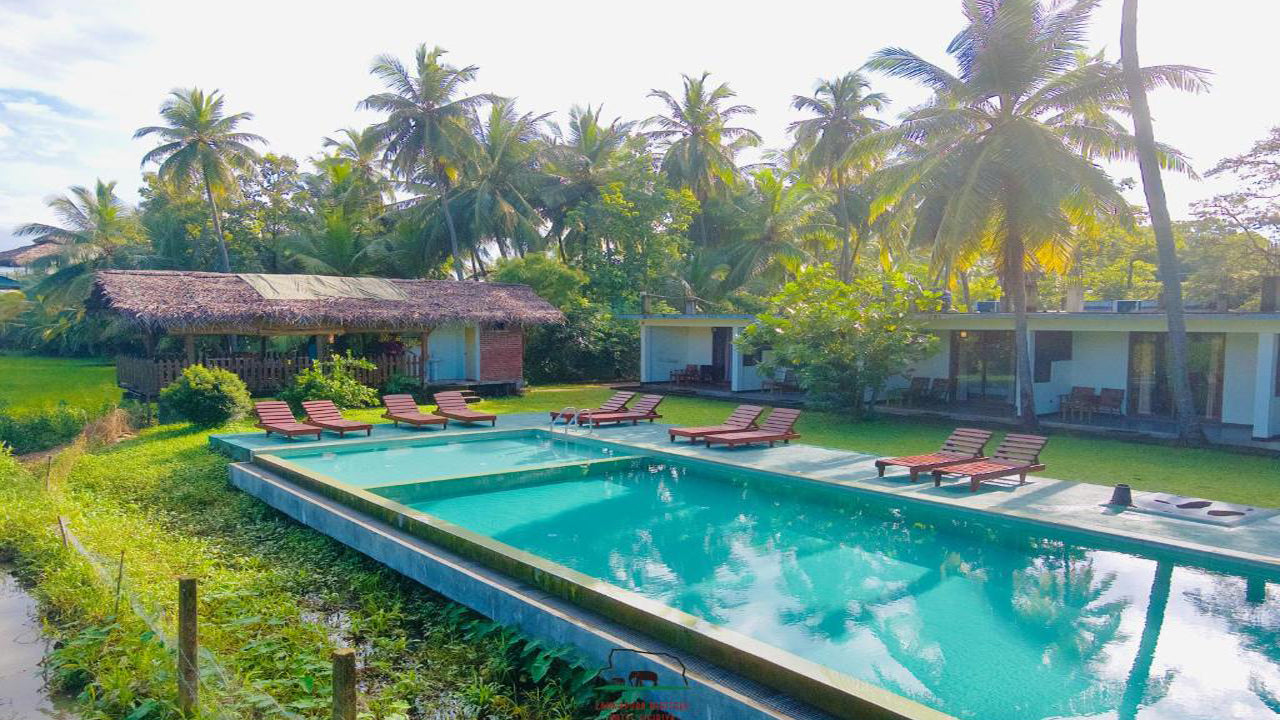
[931,434,1049,492]
[302,400,373,437]
[550,391,634,423]
[580,395,664,427]
[254,401,322,440]
[928,377,956,404]
[669,404,764,443]
[433,391,497,426]
[670,364,699,385]
[904,376,931,406]
[875,428,994,482]
[1095,388,1126,417]
[704,408,802,448]
[1059,386,1097,421]
[382,394,447,429]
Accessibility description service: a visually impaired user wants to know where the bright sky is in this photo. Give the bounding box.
[1,0,1277,251]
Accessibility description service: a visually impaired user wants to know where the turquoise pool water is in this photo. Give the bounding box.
[407,461,1280,720]
[278,436,617,487]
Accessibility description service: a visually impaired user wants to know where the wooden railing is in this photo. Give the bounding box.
[116,353,426,397]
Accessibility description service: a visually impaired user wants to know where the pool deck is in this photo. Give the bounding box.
[212,412,1280,570]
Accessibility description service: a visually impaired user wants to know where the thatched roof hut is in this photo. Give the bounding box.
[90,270,563,335]
[0,241,62,267]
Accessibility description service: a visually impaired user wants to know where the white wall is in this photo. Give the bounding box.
[1222,333,1258,426]
[644,326,713,382]
[890,332,951,392]
[1027,331,1129,415]
[730,327,764,391]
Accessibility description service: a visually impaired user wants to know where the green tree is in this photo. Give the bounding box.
[361,45,493,281]
[645,72,761,246]
[788,72,888,280]
[866,0,1205,428]
[1122,0,1207,443]
[134,88,266,272]
[722,168,821,291]
[491,255,587,309]
[15,179,143,303]
[456,99,551,259]
[542,105,636,260]
[738,264,940,417]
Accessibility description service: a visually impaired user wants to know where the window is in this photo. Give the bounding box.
[742,345,767,367]
[1033,331,1073,383]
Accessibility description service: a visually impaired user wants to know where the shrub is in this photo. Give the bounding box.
[158,365,252,426]
[0,402,91,455]
[278,353,378,411]
[381,372,427,403]
[523,299,639,383]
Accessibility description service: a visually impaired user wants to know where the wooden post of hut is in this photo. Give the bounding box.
[184,335,196,365]
[419,330,432,384]
[316,334,330,362]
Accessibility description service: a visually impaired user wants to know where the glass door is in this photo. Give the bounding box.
[950,330,1016,407]
[1127,332,1225,420]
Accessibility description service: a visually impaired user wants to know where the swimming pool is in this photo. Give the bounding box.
[250,430,1280,720]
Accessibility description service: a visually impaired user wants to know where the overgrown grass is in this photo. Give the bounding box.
[0,354,121,412]
[0,423,607,720]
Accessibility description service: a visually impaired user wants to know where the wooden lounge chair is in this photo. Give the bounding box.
[668,404,765,443]
[703,408,801,448]
[874,428,994,482]
[931,434,1049,492]
[434,391,497,426]
[549,391,634,423]
[382,394,448,429]
[254,400,322,440]
[580,394,664,427]
[301,400,373,437]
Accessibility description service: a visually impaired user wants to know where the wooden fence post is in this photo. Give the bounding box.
[332,648,357,720]
[178,577,198,716]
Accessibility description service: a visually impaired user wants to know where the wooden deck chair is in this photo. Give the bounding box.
[382,394,447,429]
[434,391,497,426]
[302,400,373,437]
[549,391,635,423]
[703,408,801,448]
[580,394,665,427]
[875,428,995,482]
[254,401,322,440]
[668,405,765,443]
[931,434,1049,492]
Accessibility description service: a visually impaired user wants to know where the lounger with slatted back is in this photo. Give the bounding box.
[301,400,373,437]
[931,434,1049,492]
[434,391,497,426]
[580,395,664,428]
[549,391,635,424]
[382,394,448,429]
[874,428,994,482]
[254,401,322,440]
[668,405,765,443]
[703,408,801,448]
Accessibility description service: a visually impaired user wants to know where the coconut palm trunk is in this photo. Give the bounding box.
[1121,0,1204,443]
[438,183,467,281]
[202,173,232,272]
[1118,561,1173,719]
[1006,223,1039,429]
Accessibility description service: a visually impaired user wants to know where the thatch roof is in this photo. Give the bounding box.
[90,270,563,334]
[0,241,62,267]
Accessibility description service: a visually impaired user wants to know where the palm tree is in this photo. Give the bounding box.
[723,168,822,289]
[542,105,636,260]
[645,72,761,246]
[360,45,493,281]
[320,126,391,209]
[285,207,377,276]
[1121,0,1206,443]
[456,99,552,259]
[865,0,1206,428]
[15,180,141,303]
[134,88,265,272]
[788,72,888,280]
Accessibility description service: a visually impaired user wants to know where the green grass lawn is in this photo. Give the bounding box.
[0,354,121,412]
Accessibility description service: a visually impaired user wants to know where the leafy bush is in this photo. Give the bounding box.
[0,401,91,455]
[523,299,639,383]
[381,372,427,403]
[738,265,940,417]
[158,365,252,426]
[278,353,378,411]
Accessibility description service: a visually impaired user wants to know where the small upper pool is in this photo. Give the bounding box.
[271,434,618,487]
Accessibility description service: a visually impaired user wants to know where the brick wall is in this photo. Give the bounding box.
[479,325,524,382]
